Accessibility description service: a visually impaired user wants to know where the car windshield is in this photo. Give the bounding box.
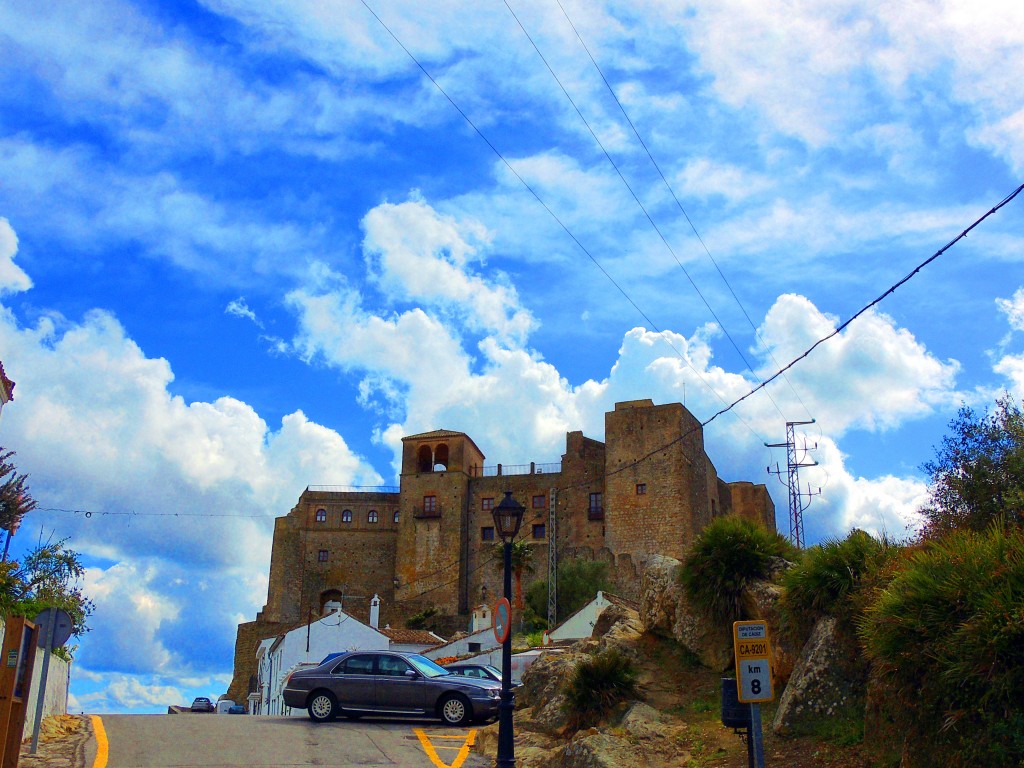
[484,666,502,678]
[407,654,451,678]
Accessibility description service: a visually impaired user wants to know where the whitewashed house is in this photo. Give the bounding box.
[544,591,624,644]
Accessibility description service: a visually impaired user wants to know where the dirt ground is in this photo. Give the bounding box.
[629,634,875,768]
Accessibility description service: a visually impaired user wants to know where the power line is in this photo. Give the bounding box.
[552,182,1024,491]
[356,0,767,444]
[502,0,786,432]
[37,507,274,519]
[551,0,817,425]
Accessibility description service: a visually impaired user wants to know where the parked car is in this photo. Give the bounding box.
[282,650,502,725]
[190,697,215,713]
[443,663,522,689]
[227,704,246,715]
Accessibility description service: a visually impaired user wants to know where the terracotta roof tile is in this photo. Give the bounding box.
[380,627,444,645]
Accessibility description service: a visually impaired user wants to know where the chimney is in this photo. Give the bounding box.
[369,594,381,629]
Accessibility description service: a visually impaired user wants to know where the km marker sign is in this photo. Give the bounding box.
[733,620,774,704]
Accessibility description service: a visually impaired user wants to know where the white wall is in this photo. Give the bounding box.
[547,592,610,643]
[424,628,498,662]
[0,618,71,739]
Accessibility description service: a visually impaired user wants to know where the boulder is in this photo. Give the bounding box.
[741,580,796,683]
[771,616,868,735]
[593,604,645,662]
[638,555,683,636]
[518,648,584,735]
[561,732,648,768]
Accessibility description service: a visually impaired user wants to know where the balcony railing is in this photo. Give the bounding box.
[306,485,400,494]
[588,506,605,521]
[413,505,443,519]
[472,461,562,477]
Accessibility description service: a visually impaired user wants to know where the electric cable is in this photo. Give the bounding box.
[357,0,768,444]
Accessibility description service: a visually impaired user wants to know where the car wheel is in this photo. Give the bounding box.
[439,694,471,726]
[307,691,337,723]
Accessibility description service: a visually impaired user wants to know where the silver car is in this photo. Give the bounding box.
[282,650,502,725]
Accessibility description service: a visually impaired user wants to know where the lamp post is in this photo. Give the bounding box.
[493,491,525,768]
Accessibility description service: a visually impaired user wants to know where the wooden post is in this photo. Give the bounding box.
[0,617,38,768]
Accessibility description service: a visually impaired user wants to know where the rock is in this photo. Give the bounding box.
[638,555,683,637]
[561,732,647,768]
[741,580,796,683]
[593,604,645,662]
[671,592,734,671]
[518,648,585,735]
[620,701,665,741]
[771,616,868,735]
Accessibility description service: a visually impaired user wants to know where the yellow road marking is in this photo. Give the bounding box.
[414,728,477,768]
[90,715,108,768]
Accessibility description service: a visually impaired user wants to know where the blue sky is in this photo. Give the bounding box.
[1,0,1023,713]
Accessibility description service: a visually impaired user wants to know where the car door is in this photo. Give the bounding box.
[331,653,377,710]
[373,654,426,713]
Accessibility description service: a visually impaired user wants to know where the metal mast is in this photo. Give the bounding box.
[547,487,557,628]
[766,420,819,548]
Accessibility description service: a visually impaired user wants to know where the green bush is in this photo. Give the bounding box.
[860,524,1024,766]
[525,558,612,625]
[779,529,898,644]
[404,606,437,630]
[563,648,639,729]
[681,517,796,622]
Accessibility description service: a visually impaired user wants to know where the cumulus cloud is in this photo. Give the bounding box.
[0,218,31,295]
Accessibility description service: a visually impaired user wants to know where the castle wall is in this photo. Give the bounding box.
[726,481,777,532]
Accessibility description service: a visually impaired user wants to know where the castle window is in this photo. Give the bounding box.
[417,445,433,473]
[434,443,449,471]
[315,508,327,522]
[318,550,329,562]
[588,492,604,521]
[532,524,546,539]
[636,483,646,495]
[532,495,546,509]
[423,496,438,514]
[481,497,494,511]
[393,510,400,523]
[368,510,378,524]
[342,510,352,523]
[481,526,495,541]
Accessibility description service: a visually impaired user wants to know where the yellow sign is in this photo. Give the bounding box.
[732,621,774,703]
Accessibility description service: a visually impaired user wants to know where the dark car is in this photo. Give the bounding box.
[282,650,501,725]
[190,697,215,713]
[443,663,522,689]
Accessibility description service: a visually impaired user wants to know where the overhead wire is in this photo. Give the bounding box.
[501,0,784,438]
[357,0,771,445]
[550,0,818,429]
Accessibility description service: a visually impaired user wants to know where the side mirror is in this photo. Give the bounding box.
[404,669,419,679]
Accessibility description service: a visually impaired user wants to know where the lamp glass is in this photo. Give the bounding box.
[492,492,525,541]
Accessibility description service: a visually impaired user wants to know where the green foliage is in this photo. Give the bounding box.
[779,529,898,644]
[524,629,545,648]
[0,539,93,636]
[0,448,37,536]
[525,558,612,625]
[404,606,438,630]
[681,517,796,622]
[563,648,639,728]
[860,524,1024,765]
[919,395,1024,537]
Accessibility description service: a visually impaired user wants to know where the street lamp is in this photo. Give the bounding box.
[492,491,525,768]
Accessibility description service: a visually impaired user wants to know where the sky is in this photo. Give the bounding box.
[0,0,1023,713]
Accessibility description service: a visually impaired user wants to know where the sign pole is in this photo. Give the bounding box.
[732,621,774,768]
[750,703,765,768]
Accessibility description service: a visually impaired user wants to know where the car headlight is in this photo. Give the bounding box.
[488,688,501,699]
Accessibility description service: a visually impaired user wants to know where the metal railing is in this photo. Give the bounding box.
[413,504,443,519]
[587,506,605,521]
[306,485,400,494]
[472,462,562,477]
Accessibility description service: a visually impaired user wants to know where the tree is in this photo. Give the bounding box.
[492,539,534,611]
[526,558,612,625]
[0,538,94,637]
[919,396,1024,537]
[0,448,38,556]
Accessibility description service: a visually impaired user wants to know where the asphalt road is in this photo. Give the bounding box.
[89,714,491,768]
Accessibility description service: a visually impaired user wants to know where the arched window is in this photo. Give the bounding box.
[393,510,400,523]
[368,510,378,524]
[315,508,327,523]
[342,510,352,523]
[433,443,449,471]
[417,445,433,473]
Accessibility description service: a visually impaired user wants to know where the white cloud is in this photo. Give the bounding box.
[225,297,263,328]
[0,218,31,295]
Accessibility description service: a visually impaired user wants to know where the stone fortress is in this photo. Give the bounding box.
[227,399,774,703]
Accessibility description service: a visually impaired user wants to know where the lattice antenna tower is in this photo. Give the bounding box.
[765,420,821,548]
[547,488,558,628]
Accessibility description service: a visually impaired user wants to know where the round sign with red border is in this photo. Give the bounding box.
[493,598,512,644]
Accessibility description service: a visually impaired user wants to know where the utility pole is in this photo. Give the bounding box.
[765,420,820,548]
[547,488,557,628]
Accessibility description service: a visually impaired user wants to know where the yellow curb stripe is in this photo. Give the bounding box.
[90,715,108,768]
[413,728,477,768]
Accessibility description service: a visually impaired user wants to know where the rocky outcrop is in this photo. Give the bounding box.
[638,555,732,670]
[771,616,868,735]
[741,580,796,683]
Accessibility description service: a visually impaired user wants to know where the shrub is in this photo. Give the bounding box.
[778,529,898,644]
[525,558,612,625]
[404,606,437,630]
[860,524,1024,766]
[563,648,639,729]
[681,517,796,622]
